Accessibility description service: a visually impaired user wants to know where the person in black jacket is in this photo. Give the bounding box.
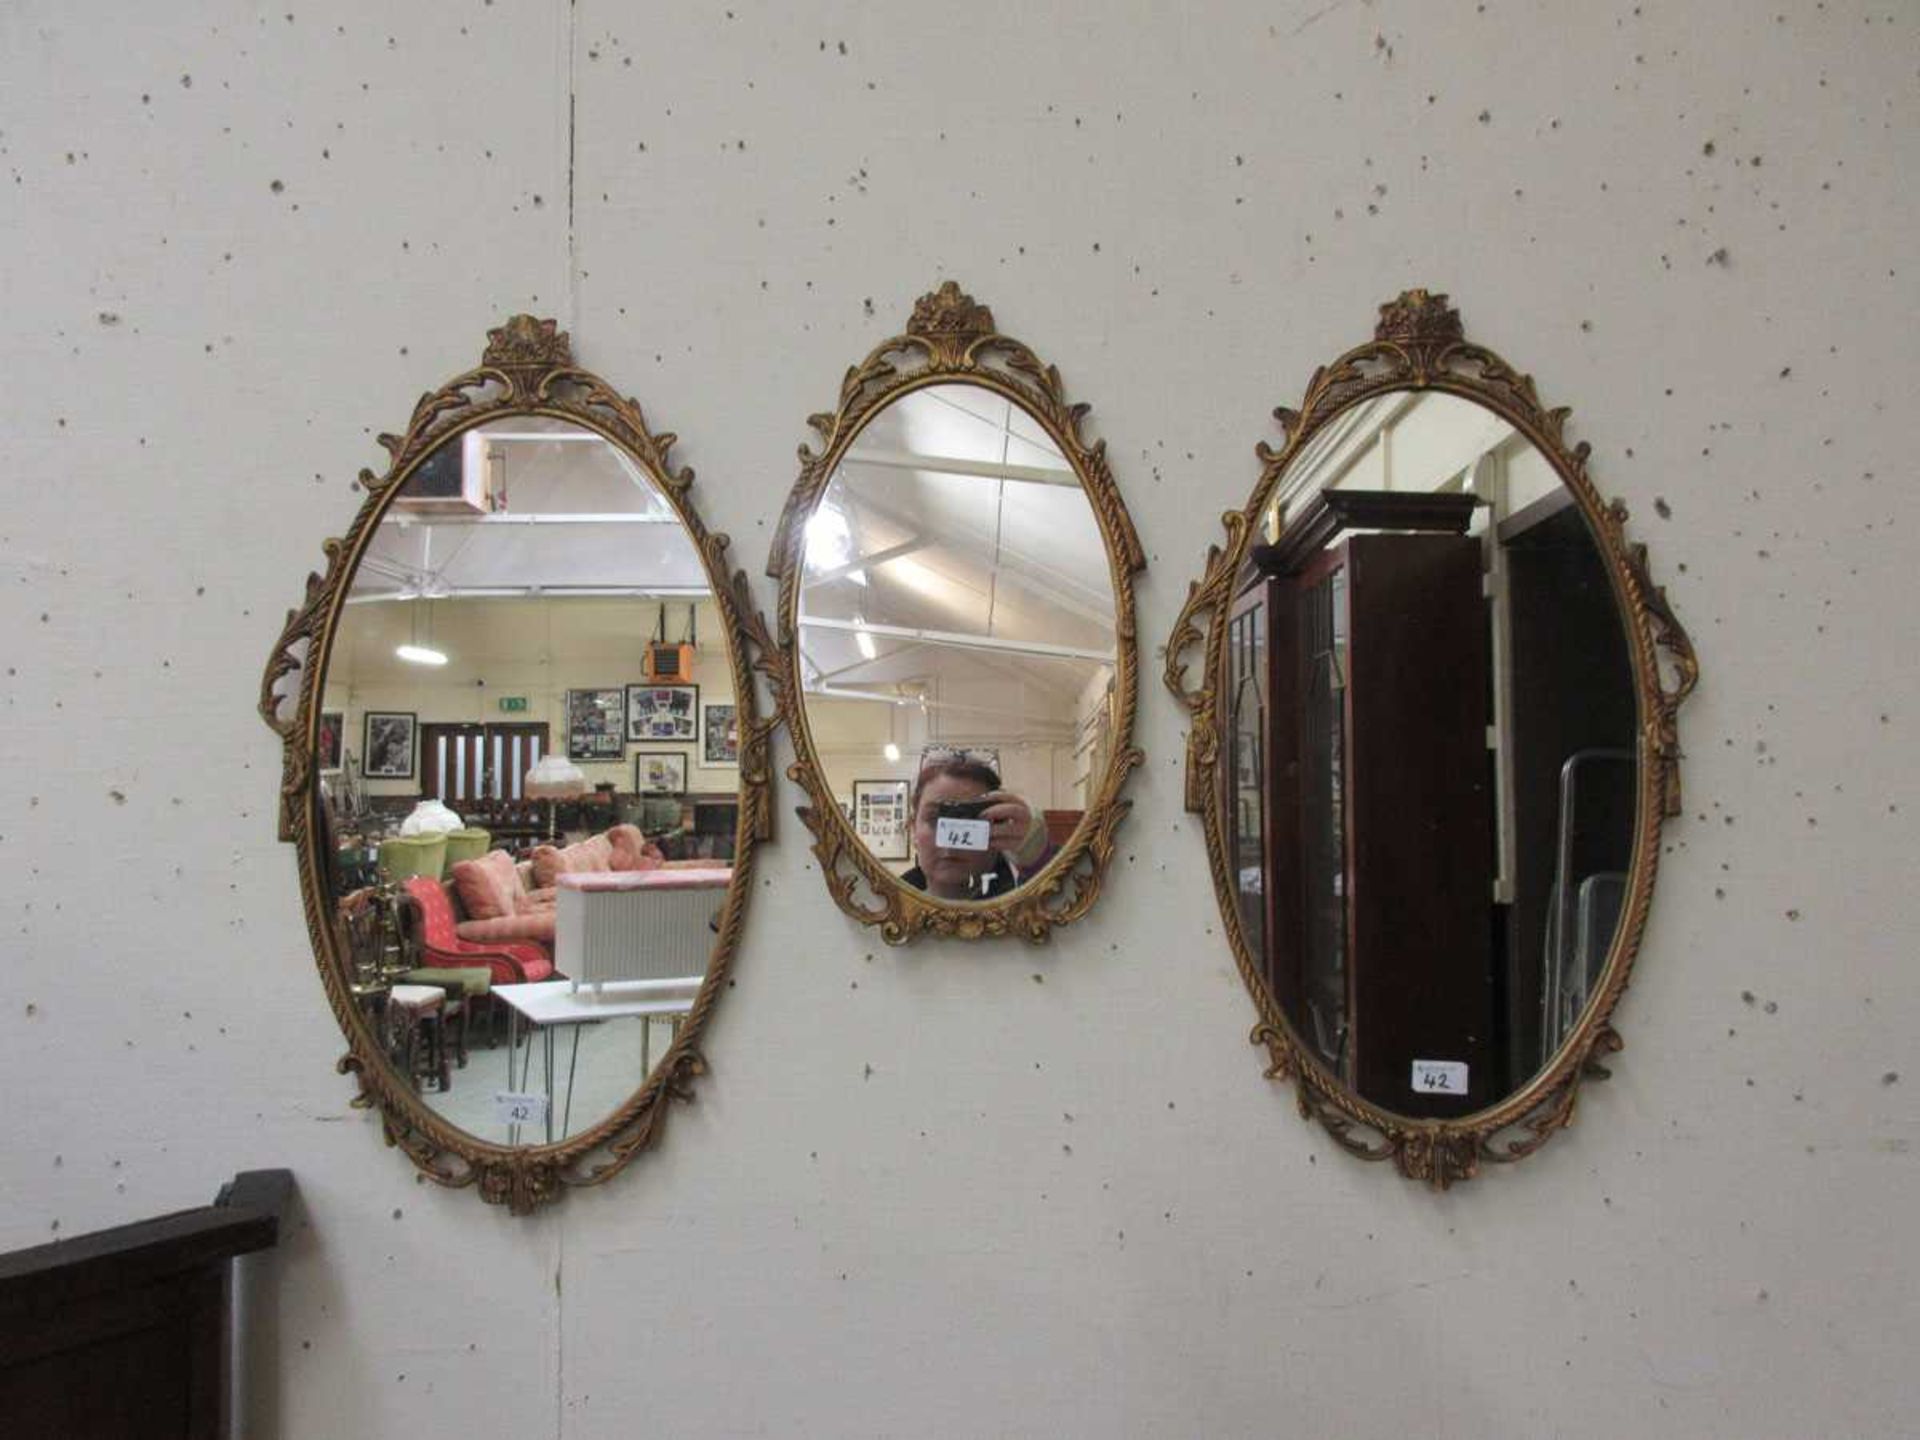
[898,755,1049,900]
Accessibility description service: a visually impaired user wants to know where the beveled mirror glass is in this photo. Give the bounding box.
[1166,291,1697,1185]
[260,318,771,1212]
[769,284,1145,943]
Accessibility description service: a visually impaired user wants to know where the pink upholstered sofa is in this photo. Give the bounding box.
[400,825,725,985]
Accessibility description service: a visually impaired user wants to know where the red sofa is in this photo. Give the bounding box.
[400,876,556,986]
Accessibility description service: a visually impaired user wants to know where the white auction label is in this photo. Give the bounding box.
[494,1091,549,1127]
[934,816,991,852]
[1411,1060,1469,1095]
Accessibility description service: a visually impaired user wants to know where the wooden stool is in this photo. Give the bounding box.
[399,967,491,1074]
[385,984,447,1091]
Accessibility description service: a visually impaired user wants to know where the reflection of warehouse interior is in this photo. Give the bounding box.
[798,384,1119,869]
[323,418,743,1146]
[1228,392,1635,1115]
[326,417,739,840]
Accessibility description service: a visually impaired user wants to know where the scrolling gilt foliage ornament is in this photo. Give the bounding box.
[258,316,779,1213]
[1164,291,1698,1187]
[767,283,1147,944]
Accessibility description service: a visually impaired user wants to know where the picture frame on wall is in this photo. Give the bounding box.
[703,702,739,766]
[627,683,698,742]
[566,687,627,761]
[851,778,911,862]
[363,711,416,780]
[634,751,689,796]
[317,711,344,773]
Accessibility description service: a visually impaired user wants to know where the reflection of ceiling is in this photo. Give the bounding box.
[348,418,709,602]
[1277,392,1513,509]
[1264,391,1580,559]
[797,385,1115,731]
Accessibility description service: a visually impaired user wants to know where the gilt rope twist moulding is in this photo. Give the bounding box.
[1163,291,1697,1187]
[259,317,778,1214]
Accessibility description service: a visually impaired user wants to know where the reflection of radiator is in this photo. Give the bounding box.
[554,869,731,992]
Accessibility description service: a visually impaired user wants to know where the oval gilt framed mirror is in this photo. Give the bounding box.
[259,318,773,1212]
[1165,291,1697,1185]
[768,284,1146,944]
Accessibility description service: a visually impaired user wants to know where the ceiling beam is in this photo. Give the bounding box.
[799,614,1114,663]
[805,536,928,588]
[813,641,929,684]
[840,448,1082,489]
[803,683,1074,732]
[833,487,1115,628]
[807,684,917,705]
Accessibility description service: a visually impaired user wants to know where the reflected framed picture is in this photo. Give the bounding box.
[627,683,698,742]
[635,751,689,796]
[852,778,911,862]
[703,702,739,766]
[317,711,344,773]
[363,711,416,780]
[567,687,627,761]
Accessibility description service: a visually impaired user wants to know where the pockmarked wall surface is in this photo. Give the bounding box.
[2,4,1915,1436]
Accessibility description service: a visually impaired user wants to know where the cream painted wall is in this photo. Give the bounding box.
[324,596,737,797]
[3,4,1916,1438]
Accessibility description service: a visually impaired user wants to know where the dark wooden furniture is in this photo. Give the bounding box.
[1500,494,1637,1087]
[1224,575,1277,972]
[0,1170,294,1440]
[1228,491,1495,1117]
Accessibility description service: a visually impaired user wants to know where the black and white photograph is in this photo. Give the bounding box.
[626,683,698,742]
[363,711,416,779]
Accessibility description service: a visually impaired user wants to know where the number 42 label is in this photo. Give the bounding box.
[1411,1060,1469,1095]
[494,1091,549,1127]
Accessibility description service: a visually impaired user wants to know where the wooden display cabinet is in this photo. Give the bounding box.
[1226,492,1495,1117]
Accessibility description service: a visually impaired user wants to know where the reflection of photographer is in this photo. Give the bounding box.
[901,757,1050,900]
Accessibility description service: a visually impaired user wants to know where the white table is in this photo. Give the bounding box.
[492,978,703,1143]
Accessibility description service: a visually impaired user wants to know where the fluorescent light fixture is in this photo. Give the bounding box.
[400,596,447,666]
[853,616,877,660]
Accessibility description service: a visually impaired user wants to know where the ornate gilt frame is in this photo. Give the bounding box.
[766,283,1146,944]
[1164,291,1698,1186]
[257,317,778,1213]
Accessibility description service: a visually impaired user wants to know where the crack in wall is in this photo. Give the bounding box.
[566,0,579,336]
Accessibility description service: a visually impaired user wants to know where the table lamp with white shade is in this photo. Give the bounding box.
[525,753,589,840]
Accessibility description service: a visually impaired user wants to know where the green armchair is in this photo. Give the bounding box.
[377,833,447,883]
